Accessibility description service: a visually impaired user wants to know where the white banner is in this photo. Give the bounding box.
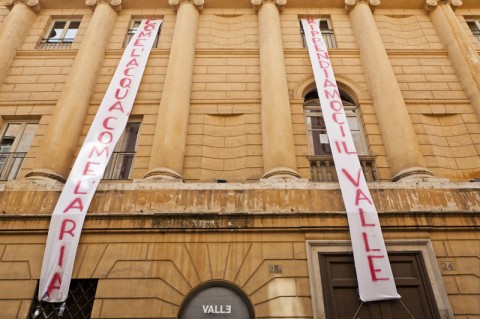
[38,19,162,302]
[301,19,400,302]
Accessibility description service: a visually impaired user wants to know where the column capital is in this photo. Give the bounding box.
[85,0,122,12]
[251,0,287,13]
[0,0,41,12]
[345,0,380,12]
[424,0,462,12]
[169,0,204,12]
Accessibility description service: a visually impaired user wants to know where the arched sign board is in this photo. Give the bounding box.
[178,282,255,319]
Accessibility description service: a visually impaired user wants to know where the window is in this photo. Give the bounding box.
[304,89,378,182]
[304,89,367,156]
[300,18,337,48]
[307,240,454,319]
[103,122,140,180]
[0,121,38,180]
[39,19,81,49]
[29,279,98,319]
[123,19,161,48]
[467,20,480,43]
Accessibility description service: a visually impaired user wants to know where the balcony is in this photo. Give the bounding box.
[0,152,26,180]
[309,155,379,182]
[38,38,75,50]
[103,151,136,180]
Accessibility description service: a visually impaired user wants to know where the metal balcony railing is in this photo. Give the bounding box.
[309,155,379,182]
[38,38,75,50]
[301,31,337,49]
[0,152,26,180]
[103,151,136,180]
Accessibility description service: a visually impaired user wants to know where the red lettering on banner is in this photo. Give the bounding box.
[362,232,381,252]
[58,245,66,267]
[120,78,132,88]
[126,58,139,67]
[325,89,340,99]
[59,219,76,239]
[359,208,376,227]
[63,198,84,214]
[130,48,144,57]
[367,255,389,281]
[329,100,343,111]
[108,101,125,113]
[335,141,357,154]
[46,273,62,298]
[88,145,109,158]
[83,161,100,176]
[124,67,135,76]
[323,79,336,88]
[98,131,113,144]
[332,112,345,125]
[355,189,373,206]
[115,88,129,99]
[134,38,146,46]
[103,117,117,130]
[342,168,362,187]
[138,31,152,38]
[144,20,156,31]
[73,180,88,195]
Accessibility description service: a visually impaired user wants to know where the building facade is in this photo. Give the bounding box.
[0,0,479,318]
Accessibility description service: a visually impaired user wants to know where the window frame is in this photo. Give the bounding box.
[123,18,161,48]
[306,240,454,319]
[0,121,38,180]
[303,90,368,156]
[39,18,81,49]
[300,18,337,49]
[466,19,480,43]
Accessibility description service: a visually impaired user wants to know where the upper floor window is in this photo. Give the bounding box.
[39,19,81,50]
[103,122,140,180]
[467,20,480,43]
[304,89,378,182]
[300,18,337,49]
[0,121,38,180]
[123,19,161,48]
[304,89,367,156]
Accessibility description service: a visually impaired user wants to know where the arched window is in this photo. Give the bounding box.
[303,88,378,182]
[304,88,368,156]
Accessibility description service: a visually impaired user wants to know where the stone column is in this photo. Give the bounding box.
[144,0,203,180]
[253,0,300,180]
[426,0,480,121]
[346,0,433,181]
[0,0,40,87]
[26,0,120,182]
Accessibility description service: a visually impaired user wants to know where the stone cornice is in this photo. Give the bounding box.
[0,0,41,12]
[424,0,463,12]
[251,0,287,13]
[168,0,204,12]
[85,0,122,12]
[345,0,380,12]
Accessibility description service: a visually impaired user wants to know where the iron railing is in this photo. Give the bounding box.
[103,151,136,180]
[309,155,379,182]
[0,152,26,180]
[29,279,98,319]
[38,38,75,50]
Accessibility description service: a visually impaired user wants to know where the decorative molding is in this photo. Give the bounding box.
[85,0,122,12]
[345,0,380,12]
[424,0,463,12]
[0,0,41,12]
[168,0,204,12]
[251,0,287,13]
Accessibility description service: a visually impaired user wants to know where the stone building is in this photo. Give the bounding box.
[0,0,479,318]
